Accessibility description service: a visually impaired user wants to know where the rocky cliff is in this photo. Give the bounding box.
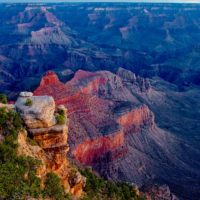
[33,70,200,200]
[1,3,200,97]
[34,70,154,167]
[15,92,86,198]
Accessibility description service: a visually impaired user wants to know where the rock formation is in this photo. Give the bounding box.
[2,3,200,97]
[141,185,179,200]
[15,92,86,198]
[34,70,200,200]
[15,92,56,129]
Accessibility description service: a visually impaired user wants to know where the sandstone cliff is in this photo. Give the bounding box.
[15,92,86,198]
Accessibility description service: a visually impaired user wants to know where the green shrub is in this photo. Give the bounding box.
[0,94,7,104]
[0,107,23,134]
[56,114,65,125]
[0,155,42,199]
[28,138,40,146]
[44,172,69,200]
[25,98,33,106]
[80,168,146,200]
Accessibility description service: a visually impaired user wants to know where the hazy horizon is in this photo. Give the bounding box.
[1,0,200,3]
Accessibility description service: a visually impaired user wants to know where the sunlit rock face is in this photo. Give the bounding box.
[15,94,56,129]
[72,130,125,165]
[33,70,200,200]
[15,94,85,198]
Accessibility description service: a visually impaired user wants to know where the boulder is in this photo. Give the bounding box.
[15,95,56,129]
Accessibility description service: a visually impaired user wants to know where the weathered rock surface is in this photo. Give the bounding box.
[117,67,152,93]
[72,130,124,165]
[15,95,56,129]
[2,3,200,98]
[40,71,60,86]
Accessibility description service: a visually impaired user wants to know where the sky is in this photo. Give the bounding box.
[1,0,200,3]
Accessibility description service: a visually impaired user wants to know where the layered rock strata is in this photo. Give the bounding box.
[33,70,200,200]
[33,71,156,169]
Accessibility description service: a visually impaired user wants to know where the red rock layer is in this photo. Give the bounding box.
[34,70,155,167]
[40,71,60,86]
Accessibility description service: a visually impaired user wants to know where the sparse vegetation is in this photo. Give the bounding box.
[28,137,41,146]
[0,94,7,104]
[25,98,33,106]
[56,108,65,125]
[0,108,42,199]
[56,114,65,125]
[0,105,146,200]
[80,168,147,200]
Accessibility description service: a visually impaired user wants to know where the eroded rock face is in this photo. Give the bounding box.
[72,130,124,165]
[15,95,56,129]
[15,94,85,198]
[33,70,156,172]
[117,105,155,133]
[33,70,200,200]
[142,185,179,200]
[117,67,152,93]
[40,71,60,86]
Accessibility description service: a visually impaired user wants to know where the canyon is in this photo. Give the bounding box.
[15,92,86,198]
[34,70,200,200]
[1,2,200,200]
[1,3,200,97]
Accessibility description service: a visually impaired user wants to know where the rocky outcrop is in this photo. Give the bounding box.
[33,70,156,170]
[15,93,56,129]
[15,93,86,198]
[142,185,179,200]
[117,67,152,93]
[17,131,47,182]
[40,71,60,86]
